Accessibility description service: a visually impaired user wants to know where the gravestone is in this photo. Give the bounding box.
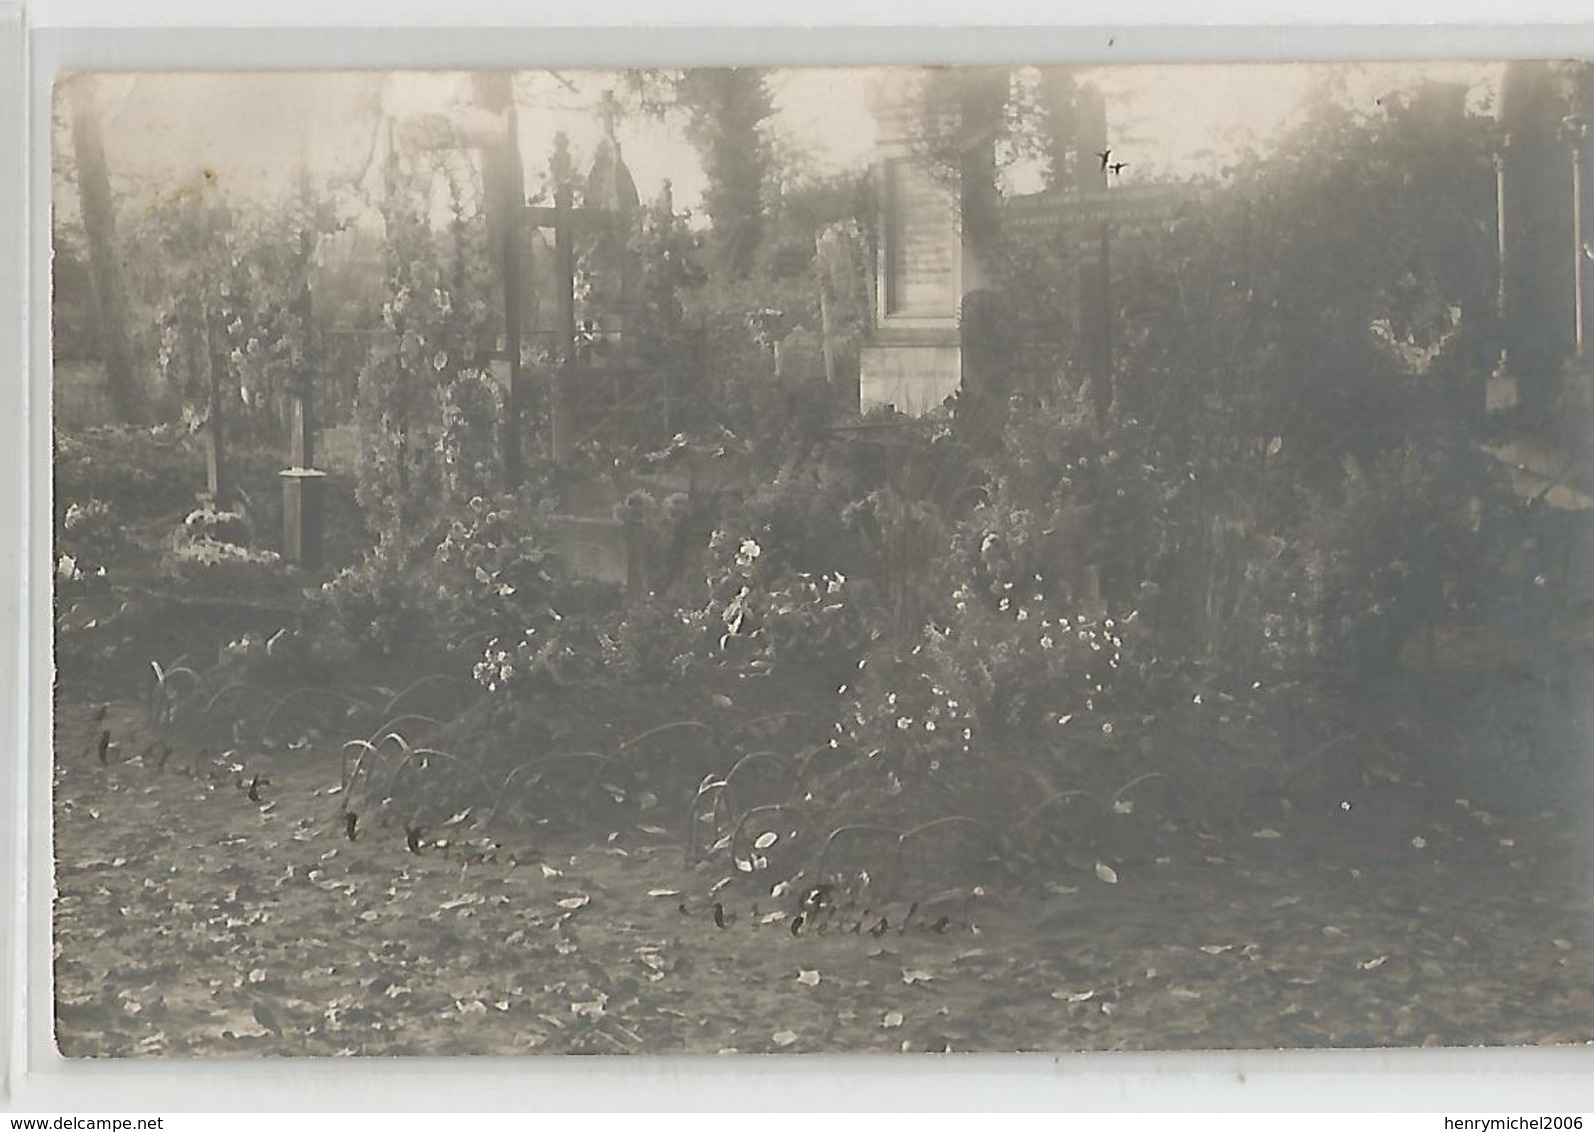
[858,79,974,415]
[859,75,1187,418]
[1493,62,1584,428]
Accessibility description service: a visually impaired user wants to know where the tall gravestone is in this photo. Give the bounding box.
[860,75,1184,419]
[1492,62,1594,430]
[858,75,981,415]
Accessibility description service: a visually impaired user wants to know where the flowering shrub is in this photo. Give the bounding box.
[61,498,120,559]
[160,537,283,590]
[317,536,430,660]
[157,498,283,591]
[598,594,700,684]
[473,609,596,693]
[354,139,499,543]
[55,552,107,594]
[693,528,876,694]
[56,498,120,601]
[432,495,559,634]
[178,503,253,547]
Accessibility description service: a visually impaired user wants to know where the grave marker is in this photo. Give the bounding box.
[859,114,1188,417]
[858,80,976,416]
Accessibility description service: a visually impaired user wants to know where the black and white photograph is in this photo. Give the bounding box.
[47,58,1594,1060]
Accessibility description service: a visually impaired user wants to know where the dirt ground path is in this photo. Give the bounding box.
[51,698,1594,1057]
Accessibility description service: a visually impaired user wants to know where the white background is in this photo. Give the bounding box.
[5,0,1594,1114]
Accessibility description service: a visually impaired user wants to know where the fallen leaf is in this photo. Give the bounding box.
[882,1010,904,1029]
[1411,836,1427,849]
[555,895,591,910]
[902,969,934,985]
[1358,955,1388,971]
[796,969,821,987]
[647,888,681,898]
[570,994,607,1018]
[1051,989,1094,1003]
[1094,861,1119,884]
[754,831,779,850]
[772,1029,798,1047]
[1252,828,1283,839]
[540,863,562,878]
[1199,944,1231,955]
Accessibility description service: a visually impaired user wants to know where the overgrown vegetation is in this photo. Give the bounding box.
[53,68,1592,933]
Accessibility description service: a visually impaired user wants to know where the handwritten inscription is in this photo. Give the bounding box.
[884,158,958,319]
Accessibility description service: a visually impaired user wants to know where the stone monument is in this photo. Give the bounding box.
[858,74,982,415]
[859,74,1185,418]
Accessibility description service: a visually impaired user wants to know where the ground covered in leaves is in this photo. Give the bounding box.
[53,693,1594,1058]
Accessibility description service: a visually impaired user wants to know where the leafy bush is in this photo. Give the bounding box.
[317,536,432,660]
[60,498,121,559]
[432,494,560,635]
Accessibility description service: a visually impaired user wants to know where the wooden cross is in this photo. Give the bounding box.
[522,130,622,463]
[409,93,623,471]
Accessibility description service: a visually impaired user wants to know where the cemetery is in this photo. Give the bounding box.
[48,63,1594,1056]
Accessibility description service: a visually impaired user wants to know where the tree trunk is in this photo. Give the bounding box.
[68,76,145,424]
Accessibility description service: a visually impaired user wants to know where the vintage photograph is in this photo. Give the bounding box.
[49,60,1594,1058]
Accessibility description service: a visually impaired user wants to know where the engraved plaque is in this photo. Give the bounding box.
[883,156,958,319]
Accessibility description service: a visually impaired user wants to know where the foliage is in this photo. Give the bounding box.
[354,138,500,544]
[60,498,121,562]
[432,494,561,634]
[674,68,776,278]
[317,535,434,661]
[120,179,339,440]
[691,526,875,696]
[159,502,284,593]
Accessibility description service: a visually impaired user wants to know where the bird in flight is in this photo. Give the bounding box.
[1109,161,1130,176]
[1095,149,1111,172]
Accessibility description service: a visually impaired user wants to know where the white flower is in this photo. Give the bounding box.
[1040,635,1054,649]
